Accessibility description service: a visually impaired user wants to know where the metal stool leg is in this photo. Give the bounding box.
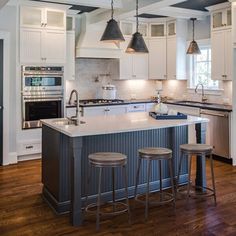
[85,163,92,208]
[176,152,184,192]
[96,167,103,231]
[134,158,142,198]
[186,155,192,205]
[159,160,163,201]
[210,154,217,206]
[145,159,152,220]
[123,165,131,223]
[168,158,176,209]
[112,167,116,212]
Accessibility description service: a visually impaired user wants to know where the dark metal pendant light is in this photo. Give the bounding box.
[100,0,125,46]
[187,18,201,55]
[126,0,149,54]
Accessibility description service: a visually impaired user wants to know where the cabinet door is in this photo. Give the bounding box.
[45,9,66,30]
[224,29,232,80]
[132,53,149,80]
[212,11,224,29]
[107,106,127,115]
[83,107,106,117]
[20,28,43,63]
[43,30,66,63]
[150,23,166,37]
[211,31,225,80]
[149,39,167,80]
[21,6,44,28]
[65,32,75,80]
[166,37,176,80]
[119,40,133,80]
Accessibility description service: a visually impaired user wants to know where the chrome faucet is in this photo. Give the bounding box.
[195,83,208,103]
[68,90,80,125]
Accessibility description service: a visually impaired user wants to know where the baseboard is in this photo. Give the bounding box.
[212,154,232,165]
[2,152,17,166]
[18,153,42,162]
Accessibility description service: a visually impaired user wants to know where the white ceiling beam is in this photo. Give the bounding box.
[0,0,9,9]
[148,6,209,20]
[88,0,185,24]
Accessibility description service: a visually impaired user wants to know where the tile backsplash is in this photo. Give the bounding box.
[66,58,232,105]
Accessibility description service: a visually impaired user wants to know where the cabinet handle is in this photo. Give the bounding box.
[41,23,44,27]
[26,145,33,149]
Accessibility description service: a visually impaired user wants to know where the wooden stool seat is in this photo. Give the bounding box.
[88,152,127,167]
[138,147,172,160]
[180,144,213,155]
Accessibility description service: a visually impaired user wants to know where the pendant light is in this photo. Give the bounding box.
[100,0,125,46]
[187,18,201,55]
[126,0,149,53]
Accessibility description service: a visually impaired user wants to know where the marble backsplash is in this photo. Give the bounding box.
[66,58,232,105]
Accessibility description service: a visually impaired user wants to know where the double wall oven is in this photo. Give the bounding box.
[22,66,64,129]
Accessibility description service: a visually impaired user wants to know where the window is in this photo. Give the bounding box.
[190,46,219,89]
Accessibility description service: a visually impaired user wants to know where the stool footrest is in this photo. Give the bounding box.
[85,202,129,217]
[177,185,215,198]
[135,192,174,206]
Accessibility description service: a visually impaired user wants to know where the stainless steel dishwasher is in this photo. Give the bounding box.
[200,109,230,159]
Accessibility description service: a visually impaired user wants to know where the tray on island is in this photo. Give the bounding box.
[149,112,187,120]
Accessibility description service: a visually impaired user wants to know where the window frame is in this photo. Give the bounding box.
[187,38,223,95]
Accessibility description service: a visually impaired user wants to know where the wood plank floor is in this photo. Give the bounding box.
[1,159,236,236]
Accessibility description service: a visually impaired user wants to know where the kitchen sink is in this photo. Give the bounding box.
[52,119,76,126]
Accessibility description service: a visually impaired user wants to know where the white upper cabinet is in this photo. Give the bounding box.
[119,38,148,80]
[206,3,231,31]
[20,6,66,64]
[120,21,148,37]
[150,23,166,38]
[20,28,43,63]
[149,38,167,80]
[167,21,176,36]
[20,6,66,30]
[65,32,75,80]
[166,36,177,80]
[211,29,232,81]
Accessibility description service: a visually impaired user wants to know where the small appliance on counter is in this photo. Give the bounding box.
[102,83,116,100]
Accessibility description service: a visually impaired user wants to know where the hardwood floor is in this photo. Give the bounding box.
[1,159,236,236]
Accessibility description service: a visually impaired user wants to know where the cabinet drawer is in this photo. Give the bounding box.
[128,104,146,112]
[17,140,41,156]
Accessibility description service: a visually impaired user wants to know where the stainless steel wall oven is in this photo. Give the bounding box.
[22,66,64,129]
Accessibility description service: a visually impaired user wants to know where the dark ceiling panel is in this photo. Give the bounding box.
[138,13,167,18]
[172,0,228,12]
[30,0,98,14]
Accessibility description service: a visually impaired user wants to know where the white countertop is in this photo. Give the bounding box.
[41,112,208,138]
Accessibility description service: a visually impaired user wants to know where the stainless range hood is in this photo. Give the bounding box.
[76,14,122,59]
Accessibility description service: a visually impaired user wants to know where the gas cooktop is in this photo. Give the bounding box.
[80,99,125,105]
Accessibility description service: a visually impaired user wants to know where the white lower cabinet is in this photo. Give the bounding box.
[128,104,146,112]
[17,140,41,156]
[166,104,200,143]
[145,103,156,112]
[82,105,128,117]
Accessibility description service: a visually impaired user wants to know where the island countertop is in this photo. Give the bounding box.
[41,112,208,137]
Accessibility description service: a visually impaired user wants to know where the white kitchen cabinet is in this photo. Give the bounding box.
[127,103,146,112]
[211,29,232,80]
[119,38,148,80]
[65,32,75,80]
[167,21,176,36]
[20,28,43,63]
[20,6,66,30]
[20,28,66,64]
[149,38,167,80]
[145,103,156,112]
[150,23,166,38]
[167,36,177,80]
[120,21,148,37]
[82,105,128,117]
[17,140,41,156]
[43,30,66,64]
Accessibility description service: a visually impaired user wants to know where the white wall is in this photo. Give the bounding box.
[0,5,17,162]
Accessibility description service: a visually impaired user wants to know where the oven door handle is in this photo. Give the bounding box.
[23,97,63,101]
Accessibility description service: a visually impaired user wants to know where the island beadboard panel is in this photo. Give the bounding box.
[42,125,188,215]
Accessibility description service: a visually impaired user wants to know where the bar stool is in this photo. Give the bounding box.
[85,152,130,230]
[134,147,175,220]
[176,144,216,206]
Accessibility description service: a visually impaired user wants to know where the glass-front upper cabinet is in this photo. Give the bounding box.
[167,21,176,36]
[150,23,166,37]
[21,6,44,28]
[139,23,148,37]
[20,6,66,30]
[120,21,134,36]
[211,8,231,30]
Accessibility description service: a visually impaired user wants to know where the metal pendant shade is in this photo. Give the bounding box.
[100,0,125,45]
[126,0,149,54]
[187,18,201,55]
